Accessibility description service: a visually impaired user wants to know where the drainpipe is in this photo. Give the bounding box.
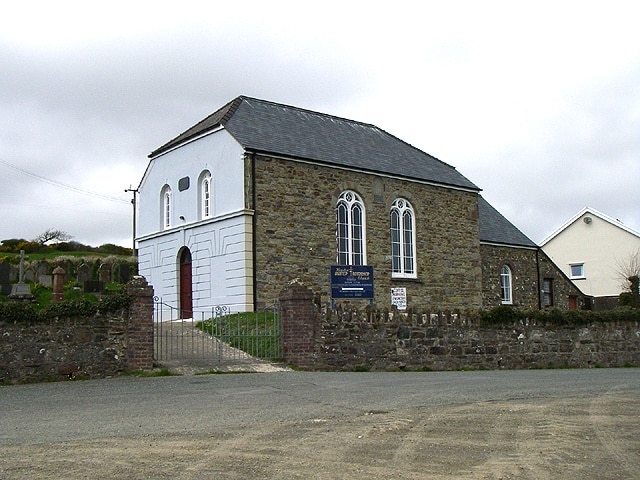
[251,152,258,312]
[536,248,542,310]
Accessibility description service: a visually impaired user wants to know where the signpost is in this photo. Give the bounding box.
[330,266,374,299]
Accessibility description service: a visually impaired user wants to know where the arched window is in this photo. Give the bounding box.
[161,185,172,229]
[500,264,513,304]
[199,171,212,219]
[336,190,366,265]
[390,198,416,278]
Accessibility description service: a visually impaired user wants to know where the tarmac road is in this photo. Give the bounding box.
[1,368,638,446]
[2,369,640,479]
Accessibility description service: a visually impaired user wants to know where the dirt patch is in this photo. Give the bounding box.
[1,393,637,479]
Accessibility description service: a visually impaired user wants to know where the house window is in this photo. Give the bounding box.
[500,264,513,304]
[161,185,172,229]
[336,190,366,265]
[542,278,554,307]
[570,263,585,279]
[390,198,416,278]
[199,171,212,219]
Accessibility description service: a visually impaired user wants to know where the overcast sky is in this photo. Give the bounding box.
[1,1,639,249]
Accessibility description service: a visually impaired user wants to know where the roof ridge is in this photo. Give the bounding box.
[147,95,479,191]
[240,96,467,176]
[148,96,244,158]
[239,95,380,129]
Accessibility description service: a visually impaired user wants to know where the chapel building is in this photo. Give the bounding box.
[136,96,584,316]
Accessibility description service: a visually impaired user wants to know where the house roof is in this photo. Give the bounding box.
[478,196,537,248]
[540,207,640,246]
[149,96,479,191]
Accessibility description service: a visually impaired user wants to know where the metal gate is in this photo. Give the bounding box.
[153,298,281,363]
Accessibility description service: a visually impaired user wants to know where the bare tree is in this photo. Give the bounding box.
[33,228,73,245]
[616,247,640,292]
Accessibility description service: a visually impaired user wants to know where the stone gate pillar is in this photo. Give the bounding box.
[126,276,154,371]
[52,263,65,301]
[279,282,318,369]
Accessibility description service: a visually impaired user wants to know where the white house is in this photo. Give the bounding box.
[540,207,640,299]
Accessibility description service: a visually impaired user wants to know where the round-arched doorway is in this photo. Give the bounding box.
[178,247,193,319]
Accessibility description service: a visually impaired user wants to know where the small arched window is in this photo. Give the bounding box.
[161,185,172,229]
[390,198,416,278]
[500,264,513,304]
[199,171,212,219]
[336,190,366,265]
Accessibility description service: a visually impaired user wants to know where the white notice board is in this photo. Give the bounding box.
[391,287,407,310]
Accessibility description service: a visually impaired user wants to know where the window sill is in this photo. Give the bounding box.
[391,276,423,284]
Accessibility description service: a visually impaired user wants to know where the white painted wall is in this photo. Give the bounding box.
[542,212,640,297]
[137,129,245,236]
[136,129,254,313]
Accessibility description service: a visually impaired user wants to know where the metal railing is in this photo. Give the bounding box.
[153,298,281,362]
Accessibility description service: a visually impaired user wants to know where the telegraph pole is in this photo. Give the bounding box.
[125,186,138,255]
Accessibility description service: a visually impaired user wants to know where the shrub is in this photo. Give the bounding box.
[15,241,49,254]
[0,238,27,252]
[96,243,133,256]
[0,302,37,323]
[0,290,132,324]
[479,305,521,325]
[38,299,98,320]
[479,305,640,326]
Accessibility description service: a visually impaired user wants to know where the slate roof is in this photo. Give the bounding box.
[478,196,537,248]
[150,96,479,191]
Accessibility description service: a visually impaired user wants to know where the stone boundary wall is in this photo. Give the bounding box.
[280,285,640,371]
[1,277,154,384]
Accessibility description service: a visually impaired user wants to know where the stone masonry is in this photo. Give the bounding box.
[0,277,154,384]
[250,154,483,311]
[279,285,640,371]
[481,245,585,310]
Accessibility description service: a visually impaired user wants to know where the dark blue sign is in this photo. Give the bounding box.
[330,265,374,299]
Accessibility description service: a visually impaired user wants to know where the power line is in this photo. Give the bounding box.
[0,159,130,204]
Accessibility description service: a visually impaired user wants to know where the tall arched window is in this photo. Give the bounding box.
[336,190,366,265]
[390,198,416,278]
[161,185,172,229]
[199,171,212,219]
[500,264,513,304]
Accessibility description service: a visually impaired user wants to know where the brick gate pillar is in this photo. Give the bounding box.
[126,276,154,371]
[279,283,318,370]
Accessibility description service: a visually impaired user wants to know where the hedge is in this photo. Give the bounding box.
[479,305,640,326]
[0,293,132,324]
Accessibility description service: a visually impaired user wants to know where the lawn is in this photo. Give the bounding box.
[196,310,282,360]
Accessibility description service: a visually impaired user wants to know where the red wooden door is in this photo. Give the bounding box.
[179,248,193,319]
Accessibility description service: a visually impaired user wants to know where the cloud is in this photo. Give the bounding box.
[0,0,639,248]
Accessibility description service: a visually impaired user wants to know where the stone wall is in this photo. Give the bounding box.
[280,285,640,371]
[0,277,154,384]
[480,244,539,308]
[480,245,587,310]
[251,154,482,311]
[537,249,588,309]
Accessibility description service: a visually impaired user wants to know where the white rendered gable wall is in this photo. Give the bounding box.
[542,212,640,297]
[136,129,253,313]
